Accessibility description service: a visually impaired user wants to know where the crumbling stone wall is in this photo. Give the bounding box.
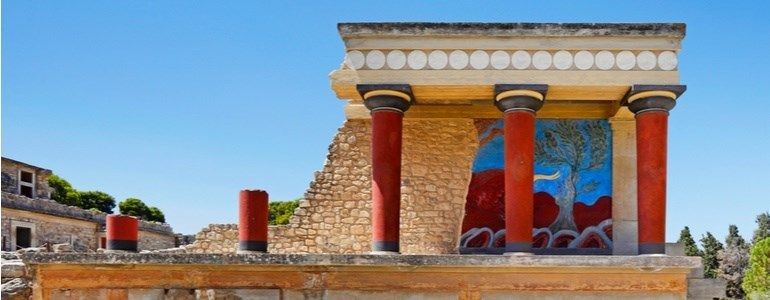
[1,158,52,199]
[188,119,478,254]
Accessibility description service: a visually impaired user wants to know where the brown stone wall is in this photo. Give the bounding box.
[1,158,52,199]
[261,118,477,254]
[138,231,176,251]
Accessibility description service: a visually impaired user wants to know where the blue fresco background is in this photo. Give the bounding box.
[472,119,612,205]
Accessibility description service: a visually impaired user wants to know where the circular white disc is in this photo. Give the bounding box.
[366,50,386,70]
[511,50,531,69]
[553,50,573,70]
[658,51,678,71]
[490,51,510,69]
[386,50,406,69]
[428,50,448,69]
[636,51,656,70]
[595,50,615,70]
[448,50,469,69]
[574,50,594,70]
[615,50,636,70]
[407,50,427,69]
[345,50,365,70]
[532,51,552,70]
[469,50,490,69]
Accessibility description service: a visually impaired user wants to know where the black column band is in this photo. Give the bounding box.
[639,243,666,255]
[106,239,138,252]
[239,240,268,252]
[372,241,399,253]
[505,242,532,253]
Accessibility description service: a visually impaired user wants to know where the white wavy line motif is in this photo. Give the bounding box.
[462,218,613,249]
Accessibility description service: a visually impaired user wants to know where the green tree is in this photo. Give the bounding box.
[701,232,724,278]
[719,225,749,299]
[79,190,116,213]
[118,198,150,219]
[726,224,747,248]
[47,174,81,206]
[742,238,770,299]
[148,207,165,223]
[753,212,770,244]
[269,199,300,225]
[678,226,703,257]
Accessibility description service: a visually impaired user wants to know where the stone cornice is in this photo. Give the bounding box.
[339,23,686,38]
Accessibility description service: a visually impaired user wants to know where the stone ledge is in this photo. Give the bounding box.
[21,253,701,269]
[338,23,686,38]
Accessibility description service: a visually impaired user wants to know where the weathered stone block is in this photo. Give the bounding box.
[687,278,726,300]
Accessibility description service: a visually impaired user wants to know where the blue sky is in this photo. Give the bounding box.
[3,2,769,243]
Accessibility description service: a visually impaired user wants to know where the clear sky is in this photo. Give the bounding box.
[3,1,769,243]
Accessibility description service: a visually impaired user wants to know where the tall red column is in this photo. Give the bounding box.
[627,85,685,255]
[238,189,269,253]
[494,84,547,254]
[106,215,139,252]
[358,84,412,254]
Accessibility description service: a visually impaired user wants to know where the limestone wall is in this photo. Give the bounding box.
[2,208,98,252]
[1,158,52,199]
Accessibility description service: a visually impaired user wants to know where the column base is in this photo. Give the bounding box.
[372,241,399,253]
[504,242,532,254]
[236,250,267,254]
[239,241,268,253]
[638,243,666,255]
[369,250,400,255]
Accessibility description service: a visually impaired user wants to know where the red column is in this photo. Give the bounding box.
[493,84,547,255]
[636,111,669,254]
[370,109,404,253]
[238,189,269,253]
[106,215,138,252]
[504,110,536,253]
[627,85,684,255]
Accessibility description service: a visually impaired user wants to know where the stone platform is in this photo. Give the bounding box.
[21,253,702,299]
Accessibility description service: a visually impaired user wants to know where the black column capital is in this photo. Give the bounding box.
[357,84,413,112]
[625,84,686,114]
[494,84,548,113]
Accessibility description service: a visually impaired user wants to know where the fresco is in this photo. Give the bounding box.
[460,119,613,251]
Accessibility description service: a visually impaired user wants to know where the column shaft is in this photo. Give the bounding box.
[636,111,669,254]
[238,189,269,253]
[370,109,404,253]
[504,110,536,253]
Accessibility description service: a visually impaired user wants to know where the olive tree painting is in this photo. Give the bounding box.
[460,119,613,252]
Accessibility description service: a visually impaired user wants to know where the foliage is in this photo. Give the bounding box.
[726,224,748,248]
[753,212,770,244]
[119,198,150,219]
[701,232,724,278]
[148,206,165,223]
[48,174,81,206]
[269,199,300,225]
[678,226,703,257]
[719,225,749,299]
[743,238,770,299]
[79,190,116,214]
[534,120,609,232]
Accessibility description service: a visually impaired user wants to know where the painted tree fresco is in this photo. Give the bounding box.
[460,119,613,251]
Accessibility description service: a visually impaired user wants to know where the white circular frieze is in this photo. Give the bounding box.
[428,50,448,69]
[511,50,531,69]
[469,50,490,69]
[532,51,552,70]
[553,50,573,70]
[490,51,510,69]
[636,51,657,70]
[407,50,427,69]
[595,50,615,70]
[616,51,636,70]
[366,50,386,70]
[386,50,406,69]
[658,51,678,71]
[346,50,365,70]
[449,50,469,69]
[574,50,594,70]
